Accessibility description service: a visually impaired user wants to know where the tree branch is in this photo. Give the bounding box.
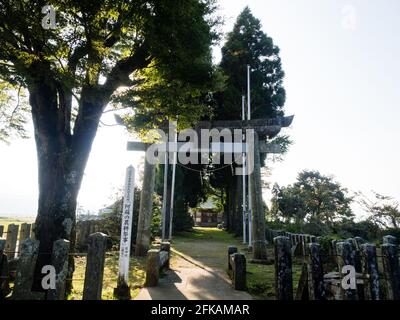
[102,41,151,95]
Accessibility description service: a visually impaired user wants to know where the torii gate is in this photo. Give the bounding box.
[127,115,293,260]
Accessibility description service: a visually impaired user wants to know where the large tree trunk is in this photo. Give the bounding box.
[28,79,106,293]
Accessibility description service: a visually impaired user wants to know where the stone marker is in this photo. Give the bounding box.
[331,240,337,264]
[160,242,171,268]
[83,233,108,300]
[145,249,160,287]
[274,236,293,300]
[30,223,36,240]
[0,240,5,253]
[5,224,19,259]
[12,238,42,300]
[301,235,307,257]
[0,239,10,298]
[381,243,400,300]
[228,246,238,271]
[347,238,362,274]
[295,263,308,300]
[360,243,380,300]
[231,253,246,291]
[383,235,397,246]
[47,239,70,300]
[336,241,358,300]
[307,243,325,300]
[17,223,31,257]
[76,220,92,250]
[353,237,365,249]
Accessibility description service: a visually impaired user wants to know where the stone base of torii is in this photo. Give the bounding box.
[128,115,293,260]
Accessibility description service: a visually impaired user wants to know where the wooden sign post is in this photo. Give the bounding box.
[114,165,135,299]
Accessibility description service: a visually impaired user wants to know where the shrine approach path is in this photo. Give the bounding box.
[135,227,252,300]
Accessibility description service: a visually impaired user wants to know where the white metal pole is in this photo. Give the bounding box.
[247,64,253,248]
[168,130,177,240]
[161,142,169,241]
[247,65,251,120]
[242,95,247,244]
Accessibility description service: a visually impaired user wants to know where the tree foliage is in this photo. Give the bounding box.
[214,6,286,120]
[357,191,400,229]
[0,81,29,142]
[271,170,354,226]
[0,0,220,287]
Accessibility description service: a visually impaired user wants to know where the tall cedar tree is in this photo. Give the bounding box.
[215,6,286,120]
[209,7,286,234]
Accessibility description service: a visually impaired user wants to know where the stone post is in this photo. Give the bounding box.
[383,235,397,246]
[0,239,10,298]
[145,249,160,287]
[232,253,246,291]
[360,244,380,300]
[228,246,238,271]
[301,235,307,257]
[160,241,171,269]
[5,224,19,259]
[47,239,70,300]
[83,233,108,300]
[17,223,31,257]
[381,243,400,300]
[274,236,293,300]
[12,238,42,300]
[336,241,358,300]
[331,240,337,264]
[307,243,325,300]
[30,223,36,240]
[135,157,156,256]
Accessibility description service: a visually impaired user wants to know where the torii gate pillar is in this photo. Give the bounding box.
[248,131,267,260]
[134,149,156,256]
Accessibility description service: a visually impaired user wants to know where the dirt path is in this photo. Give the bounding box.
[135,229,253,300]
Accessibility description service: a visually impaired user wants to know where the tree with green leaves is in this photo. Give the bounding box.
[0,0,218,289]
[0,81,29,142]
[208,6,288,236]
[271,170,354,228]
[215,6,286,120]
[357,191,400,229]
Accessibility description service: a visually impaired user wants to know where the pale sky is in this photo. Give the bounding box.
[0,0,399,218]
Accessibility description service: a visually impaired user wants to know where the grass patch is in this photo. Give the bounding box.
[68,251,147,300]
